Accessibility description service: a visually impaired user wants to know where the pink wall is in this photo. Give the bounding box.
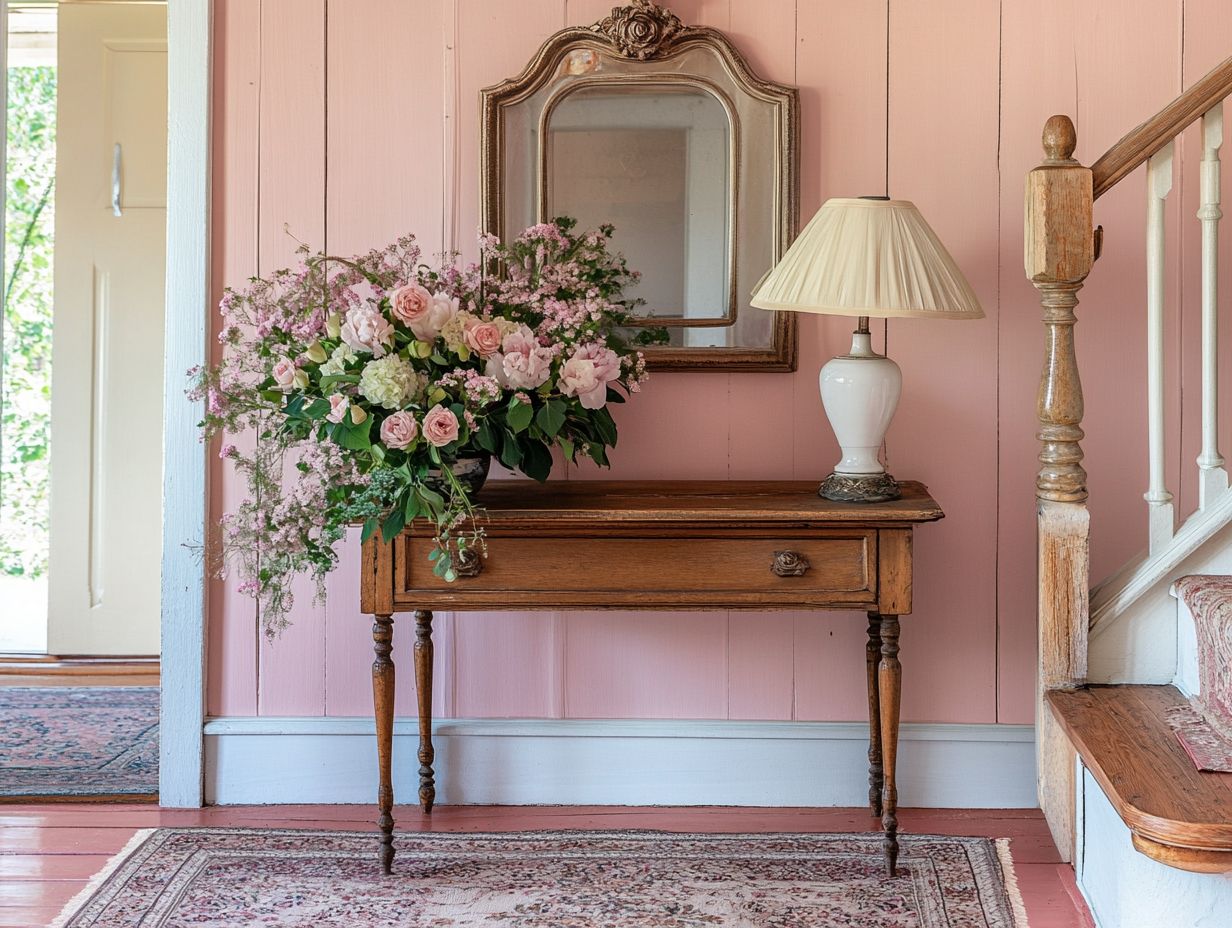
[207,0,1232,727]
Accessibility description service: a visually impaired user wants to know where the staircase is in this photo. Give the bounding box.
[1026,52,1232,928]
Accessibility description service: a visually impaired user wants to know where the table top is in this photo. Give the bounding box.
[456,479,944,526]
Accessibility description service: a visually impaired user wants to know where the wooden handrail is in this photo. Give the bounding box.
[1091,54,1232,199]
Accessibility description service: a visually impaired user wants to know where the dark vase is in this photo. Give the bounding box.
[426,451,492,496]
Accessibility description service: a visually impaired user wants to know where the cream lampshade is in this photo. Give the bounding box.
[751,197,984,502]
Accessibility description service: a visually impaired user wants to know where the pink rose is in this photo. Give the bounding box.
[558,357,607,409]
[410,292,459,341]
[379,410,419,450]
[326,393,350,423]
[388,283,432,327]
[272,357,298,390]
[422,405,460,447]
[340,305,394,357]
[464,319,503,357]
[501,326,554,390]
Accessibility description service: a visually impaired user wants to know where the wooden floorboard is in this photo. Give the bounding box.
[0,804,1090,928]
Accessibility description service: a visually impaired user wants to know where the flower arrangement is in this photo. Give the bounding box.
[192,219,654,636]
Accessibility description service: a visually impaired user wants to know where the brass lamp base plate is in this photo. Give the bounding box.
[819,472,901,503]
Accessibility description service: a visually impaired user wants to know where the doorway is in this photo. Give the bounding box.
[0,0,167,658]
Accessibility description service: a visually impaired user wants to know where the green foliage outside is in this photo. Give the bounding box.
[0,66,56,578]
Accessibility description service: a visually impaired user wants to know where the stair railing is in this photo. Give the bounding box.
[1025,54,1232,863]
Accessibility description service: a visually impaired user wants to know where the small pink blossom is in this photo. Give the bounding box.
[326,393,351,424]
[340,305,394,357]
[464,319,503,357]
[388,283,432,327]
[379,410,419,450]
[422,405,460,447]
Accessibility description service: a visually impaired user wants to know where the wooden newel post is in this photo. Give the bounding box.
[1025,114,1095,863]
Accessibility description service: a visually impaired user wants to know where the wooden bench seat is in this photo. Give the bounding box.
[1047,684,1232,873]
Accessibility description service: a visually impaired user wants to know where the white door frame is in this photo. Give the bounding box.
[159,0,211,807]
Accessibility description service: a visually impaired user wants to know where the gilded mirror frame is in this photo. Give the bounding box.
[480,0,800,372]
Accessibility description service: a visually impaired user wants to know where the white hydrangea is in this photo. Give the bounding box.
[319,344,358,377]
[359,355,419,410]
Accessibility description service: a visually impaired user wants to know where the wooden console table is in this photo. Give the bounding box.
[359,480,943,877]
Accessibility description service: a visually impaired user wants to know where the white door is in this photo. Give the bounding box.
[47,2,167,655]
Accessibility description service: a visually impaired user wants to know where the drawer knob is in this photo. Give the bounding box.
[455,546,484,578]
[771,550,810,577]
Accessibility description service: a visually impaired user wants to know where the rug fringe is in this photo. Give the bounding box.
[50,828,156,928]
[995,837,1031,928]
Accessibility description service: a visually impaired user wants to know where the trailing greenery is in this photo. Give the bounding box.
[0,66,55,578]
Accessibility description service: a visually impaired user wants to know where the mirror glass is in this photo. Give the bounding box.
[547,85,731,326]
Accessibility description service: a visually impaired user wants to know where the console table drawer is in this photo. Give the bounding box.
[395,532,876,608]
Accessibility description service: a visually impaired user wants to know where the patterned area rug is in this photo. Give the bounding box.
[0,687,158,798]
[1171,575,1232,772]
[54,829,1029,927]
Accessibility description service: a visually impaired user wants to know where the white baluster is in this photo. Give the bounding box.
[1146,142,1175,553]
[1198,102,1227,508]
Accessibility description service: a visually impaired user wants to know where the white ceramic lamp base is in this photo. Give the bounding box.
[817,327,902,503]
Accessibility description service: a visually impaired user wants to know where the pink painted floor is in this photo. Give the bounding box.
[0,804,1092,927]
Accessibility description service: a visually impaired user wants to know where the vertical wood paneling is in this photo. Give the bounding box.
[321,0,450,719]
[1075,0,1183,585]
[882,0,1001,723]
[207,0,261,717]
[996,0,1079,725]
[206,0,1216,731]
[788,0,889,726]
[444,0,568,719]
[564,612,728,719]
[254,0,328,717]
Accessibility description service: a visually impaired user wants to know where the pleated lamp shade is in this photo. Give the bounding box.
[750,198,984,320]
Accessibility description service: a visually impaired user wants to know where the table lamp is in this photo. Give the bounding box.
[751,196,984,502]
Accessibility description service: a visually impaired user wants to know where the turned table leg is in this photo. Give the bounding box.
[878,614,902,876]
[866,613,884,818]
[414,609,436,812]
[372,613,396,875]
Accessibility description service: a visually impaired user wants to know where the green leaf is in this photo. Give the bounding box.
[476,419,500,454]
[335,419,372,451]
[605,386,626,404]
[507,399,534,434]
[521,439,553,482]
[404,492,423,522]
[319,373,360,389]
[592,407,618,446]
[303,397,331,419]
[536,399,567,437]
[360,518,380,544]
[499,429,523,469]
[381,509,406,542]
[588,442,609,468]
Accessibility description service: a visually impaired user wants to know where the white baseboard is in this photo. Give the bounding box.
[204,716,1037,808]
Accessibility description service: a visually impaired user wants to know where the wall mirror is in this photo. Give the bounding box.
[481,0,800,371]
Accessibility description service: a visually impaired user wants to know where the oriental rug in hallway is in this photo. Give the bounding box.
[0,686,158,799]
[55,828,1029,927]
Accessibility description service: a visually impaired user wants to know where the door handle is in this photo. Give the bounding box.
[111,143,122,216]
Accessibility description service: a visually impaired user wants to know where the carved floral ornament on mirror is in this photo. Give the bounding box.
[481,0,801,370]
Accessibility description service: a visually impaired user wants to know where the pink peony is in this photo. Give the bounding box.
[379,410,419,450]
[574,342,622,383]
[422,405,460,447]
[409,292,459,341]
[464,319,503,357]
[326,393,351,423]
[500,326,554,390]
[388,283,432,327]
[340,305,395,357]
[558,357,607,409]
[272,357,298,390]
